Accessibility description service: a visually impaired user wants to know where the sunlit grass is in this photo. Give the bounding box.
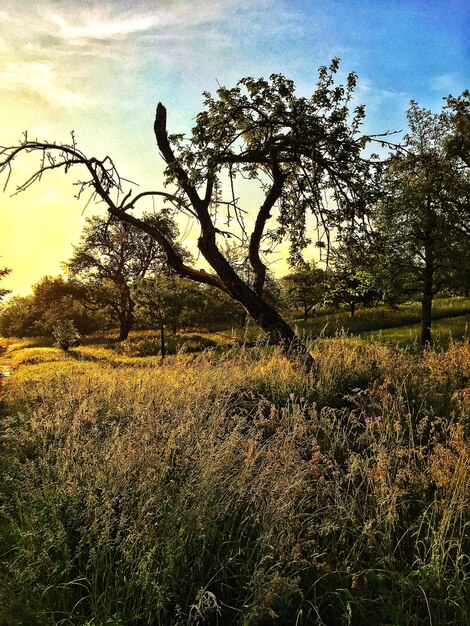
[1,334,469,625]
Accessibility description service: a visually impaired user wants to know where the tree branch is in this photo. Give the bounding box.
[249,159,285,295]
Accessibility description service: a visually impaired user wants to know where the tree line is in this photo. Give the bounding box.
[1,61,468,367]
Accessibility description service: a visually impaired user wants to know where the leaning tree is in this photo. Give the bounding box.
[0,60,385,370]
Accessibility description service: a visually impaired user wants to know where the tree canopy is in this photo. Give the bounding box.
[1,60,389,370]
[0,275,104,338]
[65,212,179,340]
[280,263,327,320]
[371,101,470,344]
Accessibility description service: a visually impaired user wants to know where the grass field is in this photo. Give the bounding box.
[0,298,469,625]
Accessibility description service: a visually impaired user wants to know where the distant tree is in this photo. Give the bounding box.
[0,61,385,371]
[325,237,382,316]
[372,100,470,345]
[65,213,179,341]
[134,275,206,357]
[0,295,36,337]
[280,262,327,320]
[0,275,104,337]
[0,265,11,302]
[52,319,80,352]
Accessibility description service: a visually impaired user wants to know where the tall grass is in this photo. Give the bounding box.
[0,338,469,625]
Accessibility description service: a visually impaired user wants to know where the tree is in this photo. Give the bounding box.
[0,296,36,337]
[0,61,383,371]
[65,213,179,341]
[445,89,470,167]
[134,275,205,357]
[52,319,80,352]
[324,235,386,316]
[280,262,327,320]
[0,275,104,337]
[0,265,11,302]
[372,100,470,345]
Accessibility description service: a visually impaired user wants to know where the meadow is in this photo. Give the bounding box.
[0,299,469,625]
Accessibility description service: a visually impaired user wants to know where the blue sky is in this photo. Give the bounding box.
[1,0,469,294]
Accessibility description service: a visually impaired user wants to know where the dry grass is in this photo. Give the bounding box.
[0,337,469,625]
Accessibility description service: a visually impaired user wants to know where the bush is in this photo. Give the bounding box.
[52,319,81,351]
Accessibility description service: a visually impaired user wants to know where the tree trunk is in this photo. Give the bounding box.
[350,299,356,317]
[118,315,133,341]
[228,281,315,372]
[153,105,315,373]
[117,297,135,341]
[160,320,166,359]
[197,238,316,372]
[421,257,434,347]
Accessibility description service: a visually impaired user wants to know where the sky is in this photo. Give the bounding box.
[0,0,469,296]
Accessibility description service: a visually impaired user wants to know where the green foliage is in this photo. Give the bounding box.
[52,319,81,351]
[280,262,327,319]
[325,238,383,314]
[445,89,470,167]
[134,274,205,332]
[0,264,11,301]
[175,60,377,264]
[65,213,181,340]
[371,99,470,342]
[0,276,104,337]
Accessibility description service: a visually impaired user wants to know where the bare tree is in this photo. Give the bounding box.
[0,61,384,371]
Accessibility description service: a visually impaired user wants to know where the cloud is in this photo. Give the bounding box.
[428,73,460,93]
[0,61,94,109]
[0,0,306,131]
[47,9,160,44]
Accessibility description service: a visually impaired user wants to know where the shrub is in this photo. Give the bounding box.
[52,319,81,351]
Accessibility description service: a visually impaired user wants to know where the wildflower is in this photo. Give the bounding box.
[364,417,372,426]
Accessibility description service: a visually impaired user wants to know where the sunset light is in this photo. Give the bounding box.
[1,0,468,295]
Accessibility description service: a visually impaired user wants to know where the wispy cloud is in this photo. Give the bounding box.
[47,10,161,44]
[428,73,460,93]
[0,61,94,109]
[0,0,301,112]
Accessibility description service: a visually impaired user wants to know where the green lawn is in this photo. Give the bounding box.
[361,314,469,347]
[234,297,470,350]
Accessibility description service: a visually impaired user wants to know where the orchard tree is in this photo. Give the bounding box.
[0,60,384,371]
[280,262,327,320]
[325,237,382,316]
[0,296,36,337]
[373,100,470,345]
[65,212,179,340]
[134,275,205,357]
